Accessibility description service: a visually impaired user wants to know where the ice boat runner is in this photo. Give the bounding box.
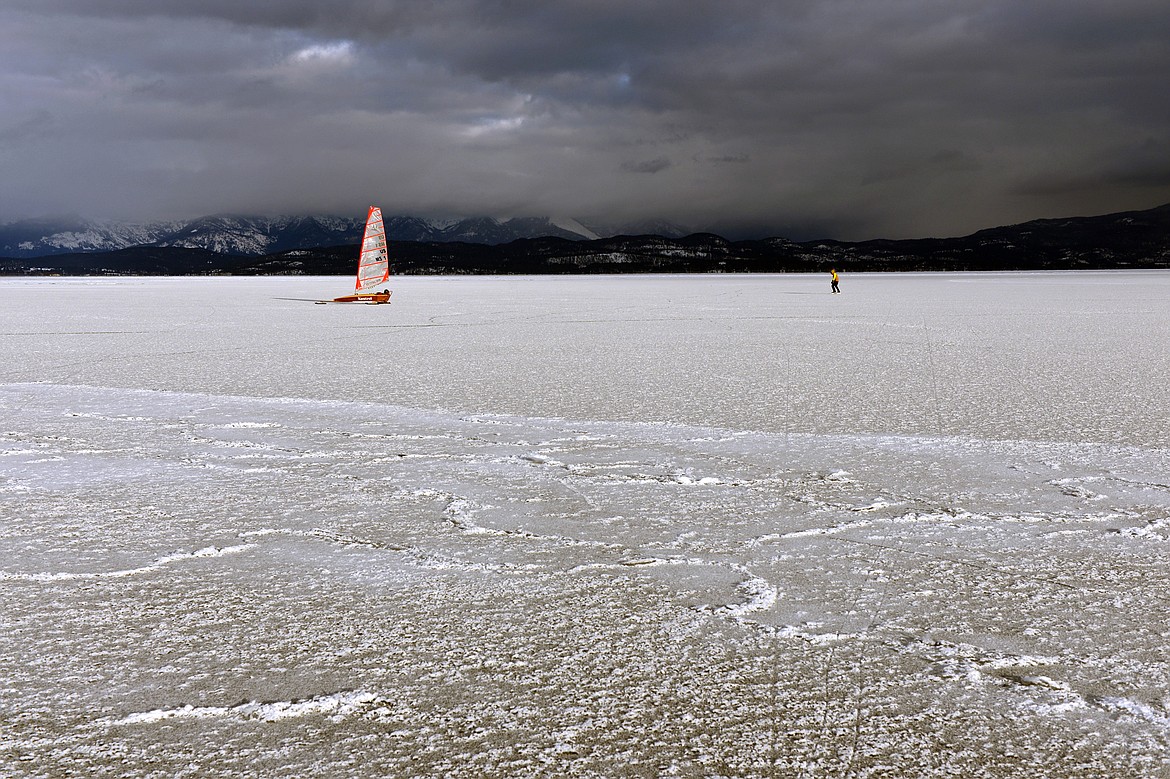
[323,206,392,304]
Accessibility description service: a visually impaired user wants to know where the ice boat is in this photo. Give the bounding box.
[324,206,392,304]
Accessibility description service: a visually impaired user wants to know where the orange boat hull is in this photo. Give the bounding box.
[330,291,392,304]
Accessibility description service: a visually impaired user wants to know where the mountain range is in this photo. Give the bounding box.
[0,213,687,259]
[2,204,1168,275]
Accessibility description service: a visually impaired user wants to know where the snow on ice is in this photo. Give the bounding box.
[1,272,1169,777]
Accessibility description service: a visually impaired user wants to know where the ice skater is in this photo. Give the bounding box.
[830,268,840,294]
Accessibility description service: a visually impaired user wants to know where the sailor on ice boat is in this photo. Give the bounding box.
[320,206,392,304]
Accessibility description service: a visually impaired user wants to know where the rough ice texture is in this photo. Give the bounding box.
[1,272,1169,777]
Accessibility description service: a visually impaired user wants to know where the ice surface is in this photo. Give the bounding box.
[1,273,1169,777]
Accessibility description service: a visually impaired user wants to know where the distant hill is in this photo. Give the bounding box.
[2,204,1168,275]
[0,213,690,259]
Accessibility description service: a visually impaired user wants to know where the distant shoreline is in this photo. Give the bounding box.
[5,202,1169,276]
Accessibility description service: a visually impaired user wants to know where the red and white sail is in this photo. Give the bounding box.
[354,206,390,293]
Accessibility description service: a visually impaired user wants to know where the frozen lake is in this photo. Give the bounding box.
[2,272,1169,777]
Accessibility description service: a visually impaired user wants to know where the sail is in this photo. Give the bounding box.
[354,206,390,293]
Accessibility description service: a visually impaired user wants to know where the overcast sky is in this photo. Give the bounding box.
[2,1,1169,239]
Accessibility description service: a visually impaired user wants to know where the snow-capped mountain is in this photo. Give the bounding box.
[0,213,690,258]
[0,216,183,257]
[155,215,365,255]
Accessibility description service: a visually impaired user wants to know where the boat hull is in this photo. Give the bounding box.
[329,292,392,305]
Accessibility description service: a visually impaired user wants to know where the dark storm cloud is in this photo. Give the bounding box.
[2,1,1169,238]
[622,158,672,174]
